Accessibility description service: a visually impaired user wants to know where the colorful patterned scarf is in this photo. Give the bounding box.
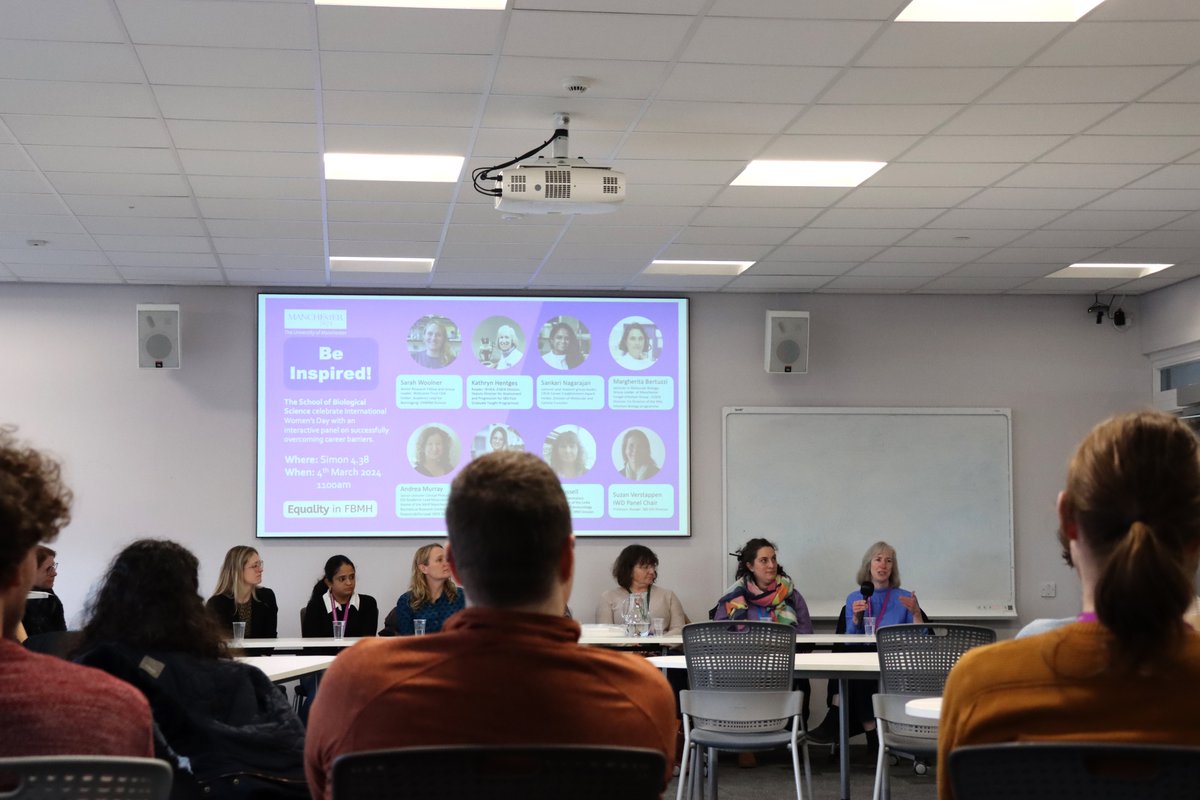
[722,575,799,628]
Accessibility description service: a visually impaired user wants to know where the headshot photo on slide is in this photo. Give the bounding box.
[614,427,664,481]
[408,315,459,369]
[539,316,589,370]
[472,423,524,459]
[473,316,524,370]
[409,424,459,478]
[544,424,596,480]
[610,316,661,371]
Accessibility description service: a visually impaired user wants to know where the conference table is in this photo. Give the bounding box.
[579,625,873,649]
[237,654,337,683]
[905,696,942,720]
[649,651,880,800]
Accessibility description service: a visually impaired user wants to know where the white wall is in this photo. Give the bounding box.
[1141,275,1200,355]
[0,284,1152,638]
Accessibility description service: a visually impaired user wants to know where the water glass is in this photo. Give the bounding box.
[331,620,346,640]
[413,619,427,636]
[864,616,877,637]
[231,621,246,644]
[635,620,650,637]
[651,617,665,636]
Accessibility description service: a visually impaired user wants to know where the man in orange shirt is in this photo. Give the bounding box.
[305,451,676,799]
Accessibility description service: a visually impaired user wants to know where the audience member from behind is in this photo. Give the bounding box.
[938,410,1200,800]
[394,543,464,635]
[302,554,378,638]
[77,539,307,797]
[21,544,66,637]
[0,426,153,757]
[206,544,278,639]
[306,451,677,800]
[596,544,689,634]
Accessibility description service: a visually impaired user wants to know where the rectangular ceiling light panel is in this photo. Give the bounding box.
[897,0,1106,22]
[330,257,435,273]
[315,0,505,8]
[647,260,754,276]
[324,153,464,182]
[1047,263,1172,279]
[732,160,886,188]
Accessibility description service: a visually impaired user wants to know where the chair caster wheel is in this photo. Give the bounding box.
[914,762,928,775]
[887,755,899,767]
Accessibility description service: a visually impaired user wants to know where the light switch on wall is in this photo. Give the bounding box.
[1040,581,1057,598]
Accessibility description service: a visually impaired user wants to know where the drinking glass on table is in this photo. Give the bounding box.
[622,594,648,637]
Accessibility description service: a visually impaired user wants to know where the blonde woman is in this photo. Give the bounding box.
[205,545,278,639]
[394,543,465,635]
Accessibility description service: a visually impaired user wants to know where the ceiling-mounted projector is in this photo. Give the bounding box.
[473,112,626,216]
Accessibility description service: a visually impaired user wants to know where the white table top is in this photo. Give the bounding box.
[230,637,363,650]
[905,697,942,720]
[578,625,874,648]
[237,654,337,682]
[647,651,880,678]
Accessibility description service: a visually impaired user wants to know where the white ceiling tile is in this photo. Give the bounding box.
[681,18,881,66]
[858,23,1062,67]
[617,132,769,160]
[1011,229,1141,248]
[45,172,190,196]
[1120,229,1200,248]
[0,248,107,265]
[658,64,841,104]
[117,0,312,48]
[189,176,321,200]
[516,0,706,13]
[953,262,1058,278]
[637,101,802,135]
[177,150,319,179]
[25,145,178,174]
[432,271,535,288]
[710,187,850,208]
[197,198,324,221]
[835,187,979,208]
[1039,135,1200,163]
[503,11,692,60]
[226,269,327,286]
[568,205,700,226]
[847,261,961,277]
[5,263,121,282]
[899,228,1024,247]
[221,254,326,270]
[0,170,53,193]
[865,163,1020,187]
[558,226,672,245]
[722,275,827,291]
[676,226,793,246]
[611,160,743,186]
[0,214,83,234]
[3,115,170,147]
[982,66,1183,103]
[615,184,712,207]
[79,216,204,236]
[691,207,822,228]
[1088,104,1200,136]
[1098,246,1196,262]
[760,135,919,161]
[1046,209,1191,229]
[0,41,143,82]
[940,104,1120,135]
[821,68,1010,104]
[920,275,1033,293]
[960,187,1107,209]
[482,95,644,132]
[1086,189,1200,211]
[137,45,315,89]
[810,208,944,228]
[91,234,211,253]
[154,86,316,123]
[205,219,322,239]
[327,222,445,241]
[871,246,992,263]
[1127,165,1200,189]
[1011,277,1133,293]
[471,128,622,159]
[930,208,1067,229]
[0,194,68,214]
[743,261,856,276]
[1032,22,1200,66]
[708,0,906,19]
[433,257,541,274]
[491,57,669,100]
[1143,66,1200,101]
[323,52,493,93]
[214,238,323,256]
[119,266,224,283]
[0,80,156,117]
[440,241,549,259]
[0,145,32,170]
[0,232,96,250]
[790,104,961,136]
[820,275,929,292]
[537,258,644,275]
[328,202,448,224]
[763,245,885,262]
[323,124,472,154]
[784,228,908,246]
[324,182,456,204]
[655,244,772,261]
[900,135,1066,163]
[316,6,504,53]
[551,241,663,260]
[975,246,1112,263]
[1087,0,1200,20]
[323,92,480,127]
[999,163,1157,188]
[2,0,126,41]
[446,223,566,244]
[63,195,197,217]
[107,251,218,268]
[167,120,318,152]
[628,274,733,289]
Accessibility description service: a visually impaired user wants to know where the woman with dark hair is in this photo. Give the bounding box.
[620,428,660,481]
[301,555,379,639]
[548,429,588,479]
[937,411,1200,800]
[77,539,306,798]
[713,538,812,631]
[413,426,454,477]
[595,544,689,634]
[616,322,655,370]
[205,544,277,639]
[394,543,465,635]
[542,321,585,370]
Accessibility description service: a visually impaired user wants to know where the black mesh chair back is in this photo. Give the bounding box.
[0,756,172,799]
[682,621,798,690]
[876,623,996,695]
[331,745,665,800]
[949,742,1200,800]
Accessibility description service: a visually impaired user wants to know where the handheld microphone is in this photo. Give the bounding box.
[854,581,875,627]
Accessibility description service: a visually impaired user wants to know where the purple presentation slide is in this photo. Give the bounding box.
[257,294,690,538]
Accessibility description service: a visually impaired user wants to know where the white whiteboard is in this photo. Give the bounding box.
[723,407,1015,619]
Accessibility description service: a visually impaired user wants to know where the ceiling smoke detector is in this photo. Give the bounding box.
[563,76,591,94]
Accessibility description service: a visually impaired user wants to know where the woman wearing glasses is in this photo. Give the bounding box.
[21,545,66,637]
[206,545,278,639]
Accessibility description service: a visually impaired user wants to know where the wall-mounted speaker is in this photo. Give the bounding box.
[137,304,180,369]
[765,310,809,374]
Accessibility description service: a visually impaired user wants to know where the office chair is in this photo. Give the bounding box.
[0,756,172,799]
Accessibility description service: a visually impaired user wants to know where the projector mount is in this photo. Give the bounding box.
[472,112,574,199]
